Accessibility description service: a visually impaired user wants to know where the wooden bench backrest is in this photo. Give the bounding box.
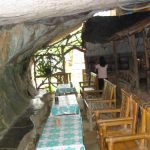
[90,72,97,82]
[129,95,138,134]
[120,89,131,118]
[53,72,71,85]
[101,79,116,102]
[132,105,150,148]
[145,106,150,148]
[105,99,150,150]
[90,72,97,87]
[82,69,88,81]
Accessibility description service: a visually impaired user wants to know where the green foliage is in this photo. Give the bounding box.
[34,28,82,91]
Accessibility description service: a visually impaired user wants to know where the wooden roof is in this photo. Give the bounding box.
[109,17,150,41]
[82,12,150,46]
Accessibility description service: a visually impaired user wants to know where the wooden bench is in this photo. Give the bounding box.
[84,79,116,131]
[105,105,150,150]
[52,72,71,85]
[79,72,97,98]
[95,90,139,150]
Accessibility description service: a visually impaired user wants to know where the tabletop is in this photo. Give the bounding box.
[57,84,71,89]
[55,84,77,96]
[58,94,77,103]
[51,94,80,116]
[36,115,85,150]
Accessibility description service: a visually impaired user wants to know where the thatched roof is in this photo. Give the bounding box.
[82,11,150,46]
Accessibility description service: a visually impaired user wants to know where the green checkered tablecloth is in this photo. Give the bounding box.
[55,84,77,96]
[36,115,85,150]
[51,95,80,116]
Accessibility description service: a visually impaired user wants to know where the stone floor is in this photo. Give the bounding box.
[0,107,34,150]
[83,119,99,150]
[0,96,99,150]
[78,97,99,150]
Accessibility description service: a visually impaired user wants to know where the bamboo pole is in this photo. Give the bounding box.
[61,46,65,73]
[143,29,150,91]
[33,57,38,89]
[140,108,146,147]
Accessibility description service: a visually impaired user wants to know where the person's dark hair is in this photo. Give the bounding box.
[99,56,107,67]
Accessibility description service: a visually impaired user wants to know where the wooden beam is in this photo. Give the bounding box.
[110,18,150,41]
[143,29,150,90]
[128,35,139,89]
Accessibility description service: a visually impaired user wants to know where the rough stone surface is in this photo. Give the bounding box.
[0,12,92,138]
[0,0,135,25]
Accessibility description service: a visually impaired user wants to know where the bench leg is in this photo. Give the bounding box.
[89,109,93,131]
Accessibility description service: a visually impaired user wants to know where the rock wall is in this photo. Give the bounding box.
[0,13,92,138]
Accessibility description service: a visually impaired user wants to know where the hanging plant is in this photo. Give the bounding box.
[44,67,51,76]
[36,60,52,76]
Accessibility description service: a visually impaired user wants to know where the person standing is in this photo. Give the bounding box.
[95,56,108,90]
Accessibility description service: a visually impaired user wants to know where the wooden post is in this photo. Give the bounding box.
[84,50,90,85]
[128,35,139,89]
[112,41,118,84]
[61,46,65,73]
[48,54,52,92]
[48,77,51,92]
[107,142,114,150]
[83,48,88,77]
[33,57,38,89]
[143,29,150,91]
[83,50,87,73]
[140,108,146,147]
